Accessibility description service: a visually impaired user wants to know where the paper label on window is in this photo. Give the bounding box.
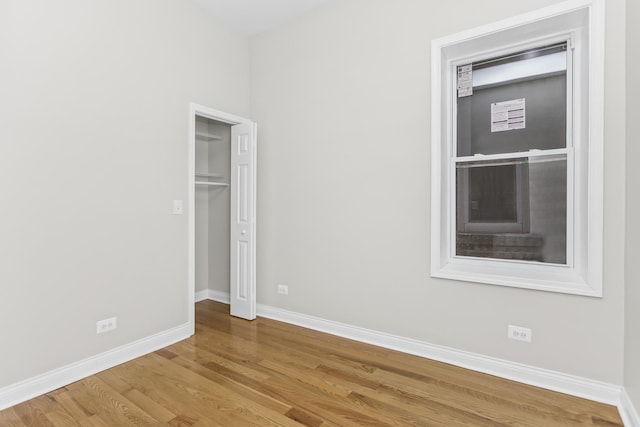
[491,98,525,132]
[457,64,473,98]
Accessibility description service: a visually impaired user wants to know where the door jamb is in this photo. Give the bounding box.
[188,103,255,335]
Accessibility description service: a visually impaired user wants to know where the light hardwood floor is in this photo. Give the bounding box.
[0,300,623,426]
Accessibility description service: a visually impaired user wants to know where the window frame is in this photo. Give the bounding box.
[430,0,604,297]
[452,37,572,264]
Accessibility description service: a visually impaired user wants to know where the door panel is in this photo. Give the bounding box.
[236,241,248,300]
[230,122,256,320]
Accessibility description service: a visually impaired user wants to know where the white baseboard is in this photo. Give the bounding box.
[195,289,209,302]
[198,294,635,421]
[620,388,640,427]
[255,303,621,406]
[6,293,634,424]
[0,322,191,411]
[195,289,230,304]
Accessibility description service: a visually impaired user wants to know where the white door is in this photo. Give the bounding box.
[229,122,257,320]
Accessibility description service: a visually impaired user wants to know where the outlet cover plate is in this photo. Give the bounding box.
[97,317,117,334]
[508,325,532,342]
[277,284,288,295]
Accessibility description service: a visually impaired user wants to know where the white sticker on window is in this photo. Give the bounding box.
[491,98,525,132]
[457,64,473,97]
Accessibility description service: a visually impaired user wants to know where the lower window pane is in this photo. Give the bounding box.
[455,154,567,264]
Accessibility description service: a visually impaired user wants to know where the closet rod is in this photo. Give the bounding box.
[195,131,223,141]
[195,172,224,178]
[195,181,229,187]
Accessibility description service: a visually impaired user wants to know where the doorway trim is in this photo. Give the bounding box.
[188,103,257,334]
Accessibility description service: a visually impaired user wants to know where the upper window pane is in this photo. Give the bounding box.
[456,45,567,157]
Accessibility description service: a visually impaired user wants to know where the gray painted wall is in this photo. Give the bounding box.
[625,0,640,414]
[207,121,231,294]
[0,0,250,388]
[250,0,626,383]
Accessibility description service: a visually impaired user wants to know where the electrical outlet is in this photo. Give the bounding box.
[508,325,532,342]
[96,317,117,334]
[277,284,288,295]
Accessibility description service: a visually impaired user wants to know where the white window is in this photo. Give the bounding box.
[430,0,604,296]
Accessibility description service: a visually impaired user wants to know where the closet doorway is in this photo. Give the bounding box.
[188,103,257,326]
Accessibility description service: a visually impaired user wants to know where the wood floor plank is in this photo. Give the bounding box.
[50,390,93,423]
[258,358,493,426]
[139,353,303,427]
[314,360,577,427]
[171,354,292,415]
[116,353,300,427]
[0,300,624,426]
[249,313,622,426]
[94,369,134,395]
[121,388,176,423]
[66,376,159,426]
[169,348,342,427]
[77,415,111,427]
[44,408,83,427]
[312,365,510,426]
[171,339,273,382]
[12,396,57,427]
[0,407,28,427]
[104,358,228,427]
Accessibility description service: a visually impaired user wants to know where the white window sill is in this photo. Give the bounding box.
[432,259,600,297]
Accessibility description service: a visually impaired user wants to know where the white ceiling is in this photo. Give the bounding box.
[193,0,334,36]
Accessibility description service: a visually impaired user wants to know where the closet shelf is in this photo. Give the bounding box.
[195,181,229,187]
[195,131,223,141]
[195,172,225,178]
